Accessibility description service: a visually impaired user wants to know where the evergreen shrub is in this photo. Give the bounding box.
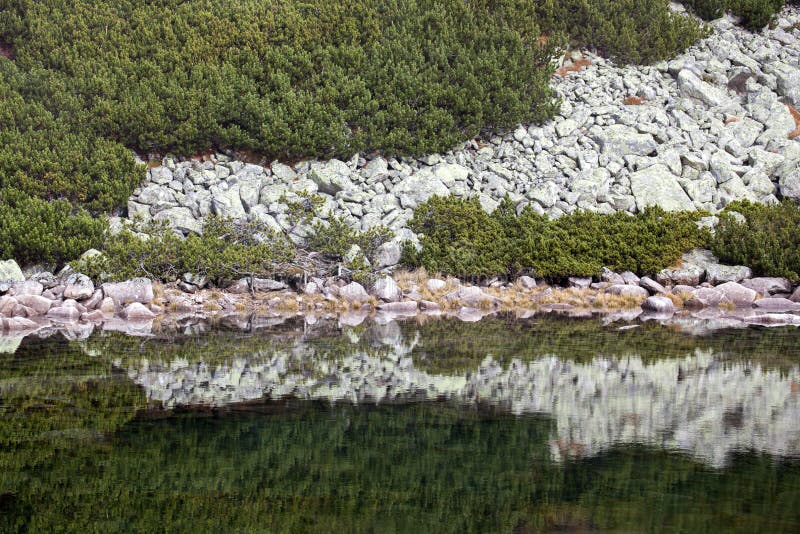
[403,196,709,280]
[711,200,800,282]
[682,0,799,30]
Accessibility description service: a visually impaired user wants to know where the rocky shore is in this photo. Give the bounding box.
[3,245,800,340]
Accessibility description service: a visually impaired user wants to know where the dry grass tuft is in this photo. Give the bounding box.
[724,116,740,125]
[787,104,800,140]
[663,291,689,308]
[555,58,591,77]
[623,95,645,106]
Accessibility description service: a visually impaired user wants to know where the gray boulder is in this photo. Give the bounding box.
[340,282,370,304]
[121,302,157,321]
[605,285,649,298]
[641,296,675,313]
[211,185,247,219]
[657,263,704,286]
[753,297,800,312]
[779,168,800,201]
[372,277,402,302]
[46,305,81,322]
[742,277,793,296]
[677,69,738,109]
[154,207,203,235]
[705,264,752,285]
[689,287,730,307]
[774,62,800,107]
[0,260,24,283]
[376,301,418,314]
[251,278,288,292]
[518,276,537,289]
[392,171,450,210]
[426,279,447,292]
[630,165,694,212]
[63,274,94,300]
[568,277,593,289]
[101,279,155,305]
[715,282,757,307]
[10,280,44,297]
[639,277,667,295]
[308,160,354,195]
[14,295,52,316]
[592,125,657,159]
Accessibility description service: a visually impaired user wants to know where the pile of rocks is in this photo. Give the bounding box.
[0,259,158,331]
[125,8,800,256]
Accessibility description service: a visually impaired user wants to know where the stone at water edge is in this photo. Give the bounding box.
[688,287,731,308]
[639,277,667,295]
[121,302,157,321]
[13,295,53,316]
[63,273,95,300]
[426,279,447,292]
[641,296,675,314]
[605,285,649,298]
[715,282,757,307]
[251,278,288,292]
[753,298,800,312]
[340,282,370,304]
[1,317,38,331]
[371,277,402,302]
[517,276,537,289]
[9,280,44,297]
[46,306,82,322]
[0,259,25,284]
[742,277,793,296]
[376,301,418,314]
[101,278,155,305]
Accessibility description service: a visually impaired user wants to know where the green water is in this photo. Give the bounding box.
[1,315,800,532]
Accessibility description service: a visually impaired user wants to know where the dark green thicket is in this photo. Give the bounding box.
[403,196,708,280]
[81,213,394,285]
[682,0,799,30]
[537,0,709,64]
[711,200,800,282]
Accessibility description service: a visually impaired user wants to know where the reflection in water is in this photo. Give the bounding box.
[124,320,800,468]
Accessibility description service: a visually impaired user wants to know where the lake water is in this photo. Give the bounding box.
[1,314,799,532]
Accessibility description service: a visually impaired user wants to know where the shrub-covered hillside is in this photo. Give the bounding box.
[0,0,793,267]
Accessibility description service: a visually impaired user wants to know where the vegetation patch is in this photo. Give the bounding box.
[402,196,709,280]
[711,200,800,282]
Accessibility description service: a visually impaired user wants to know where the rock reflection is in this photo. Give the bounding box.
[125,320,800,468]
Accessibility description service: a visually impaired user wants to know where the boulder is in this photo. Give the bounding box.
[689,287,730,307]
[46,305,81,322]
[2,317,38,331]
[0,260,25,283]
[83,289,104,310]
[211,185,247,219]
[630,164,695,212]
[605,285,649,299]
[599,268,625,285]
[753,297,800,312]
[639,277,667,295]
[308,159,355,195]
[101,279,155,305]
[677,69,738,109]
[591,125,658,159]
[0,296,17,317]
[426,279,447,292]
[376,301,418,314]
[568,277,593,289]
[779,168,800,201]
[392,170,451,210]
[705,264,752,285]
[14,295,52,316]
[251,278,288,292]
[715,282,757,307]
[641,296,675,313]
[371,277,402,302]
[226,279,251,294]
[340,282,370,304]
[153,207,203,235]
[121,302,157,321]
[741,277,792,296]
[657,263,704,286]
[99,297,116,314]
[517,276,537,289]
[63,274,94,300]
[10,280,44,297]
[375,241,403,268]
[621,271,640,285]
[774,62,800,107]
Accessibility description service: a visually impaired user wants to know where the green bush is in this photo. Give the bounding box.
[711,200,800,282]
[681,0,798,30]
[403,196,709,279]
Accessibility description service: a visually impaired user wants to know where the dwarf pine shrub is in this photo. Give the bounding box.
[404,196,709,280]
[711,200,800,282]
[682,0,799,30]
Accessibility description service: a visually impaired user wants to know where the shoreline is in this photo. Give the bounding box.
[3,248,800,341]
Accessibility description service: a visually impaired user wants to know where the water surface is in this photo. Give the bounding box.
[2,314,799,532]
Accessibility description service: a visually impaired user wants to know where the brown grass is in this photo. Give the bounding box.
[623,96,645,106]
[724,116,740,125]
[787,104,800,140]
[555,58,591,78]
